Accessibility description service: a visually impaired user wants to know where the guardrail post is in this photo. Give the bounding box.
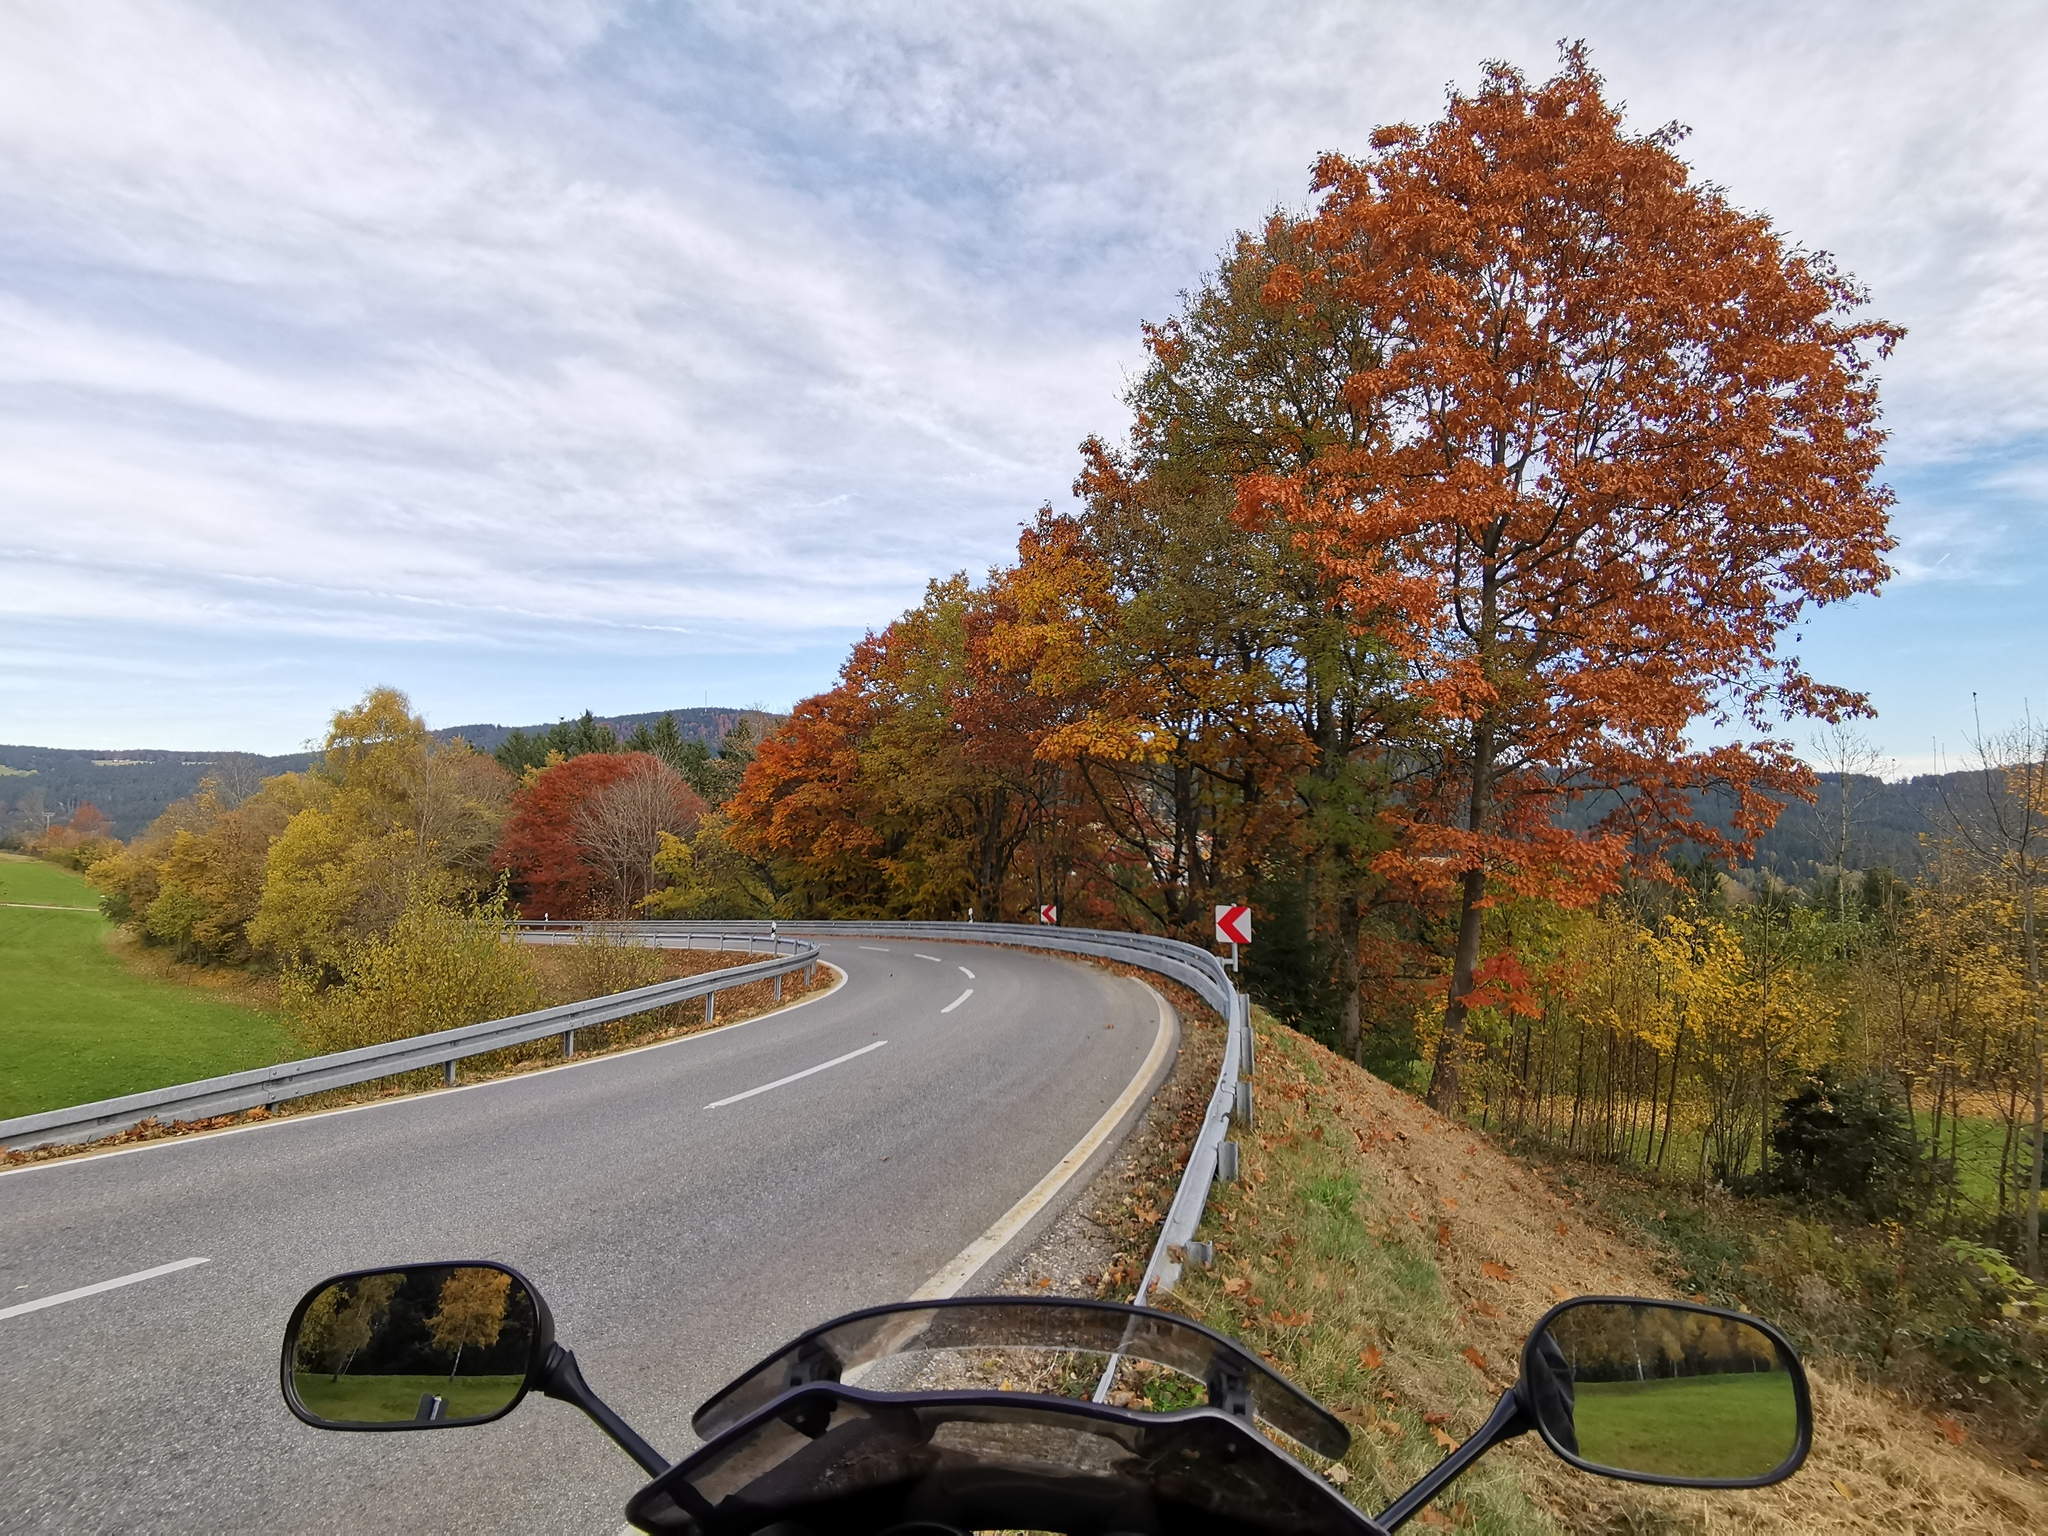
[443,1061,456,1087]
[1233,1079,1254,1131]
[1218,1139,1240,1182]
[704,993,715,1025]
[773,973,782,1002]
[563,1030,575,1058]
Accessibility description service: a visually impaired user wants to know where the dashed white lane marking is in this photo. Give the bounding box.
[858,945,891,952]
[913,953,943,963]
[704,1040,889,1109]
[958,966,975,979]
[940,989,974,1015]
[1,1257,209,1321]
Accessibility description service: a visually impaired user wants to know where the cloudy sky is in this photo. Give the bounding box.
[1,1,2041,767]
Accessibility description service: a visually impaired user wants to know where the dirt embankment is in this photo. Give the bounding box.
[1314,1044,2048,1533]
[1001,1001,2048,1534]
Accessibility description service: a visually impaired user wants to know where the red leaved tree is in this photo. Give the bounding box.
[494,752,702,918]
[1235,49,1901,1109]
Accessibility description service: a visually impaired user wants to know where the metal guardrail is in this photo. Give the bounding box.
[0,931,817,1152]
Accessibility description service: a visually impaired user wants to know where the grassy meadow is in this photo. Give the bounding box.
[291,1371,525,1424]
[0,854,289,1119]
[1572,1372,1799,1480]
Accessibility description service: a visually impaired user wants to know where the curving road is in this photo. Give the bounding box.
[0,939,1174,1533]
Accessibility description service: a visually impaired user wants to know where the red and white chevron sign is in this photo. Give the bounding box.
[1214,904,1251,946]
[1039,904,1058,925]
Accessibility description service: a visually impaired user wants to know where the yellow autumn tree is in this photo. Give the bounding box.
[281,877,537,1054]
[426,1267,513,1381]
[249,688,513,971]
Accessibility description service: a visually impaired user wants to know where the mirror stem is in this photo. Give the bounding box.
[538,1343,669,1476]
[1375,1391,1529,1532]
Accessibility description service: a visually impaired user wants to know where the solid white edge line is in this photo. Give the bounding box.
[0,1257,209,1320]
[939,989,973,1014]
[704,1040,889,1109]
[958,966,975,979]
[0,964,849,1179]
[910,982,1174,1301]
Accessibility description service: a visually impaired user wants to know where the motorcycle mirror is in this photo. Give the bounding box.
[280,1262,554,1431]
[1520,1297,1812,1487]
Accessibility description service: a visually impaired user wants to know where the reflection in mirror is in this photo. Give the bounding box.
[288,1265,537,1427]
[1529,1302,1800,1482]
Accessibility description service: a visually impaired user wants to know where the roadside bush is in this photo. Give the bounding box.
[1748,1069,1921,1217]
[283,881,537,1055]
[530,926,676,1052]
[544,925,667,1001]
[1585,1164,2048,1455]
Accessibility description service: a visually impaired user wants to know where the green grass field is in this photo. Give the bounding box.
[292,1371,526,1423]
[1914,1110,2020,1217]
[1571,1370,1798,1479]
[0,855,290,1119]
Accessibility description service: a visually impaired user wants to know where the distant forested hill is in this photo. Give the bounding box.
[0,715,1984,874]
[1562,771,1981,883]
[435,707,767,756]
[0,706,763,839]
[0,744,318,840]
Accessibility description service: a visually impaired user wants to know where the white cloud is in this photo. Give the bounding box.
[0,0,2041,748]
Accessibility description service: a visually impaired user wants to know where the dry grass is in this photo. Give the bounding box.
[1162,1011,2048,1534]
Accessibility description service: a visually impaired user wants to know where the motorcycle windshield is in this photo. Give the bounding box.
[632,1385,1380,1536]
[690,1297,1348,1460]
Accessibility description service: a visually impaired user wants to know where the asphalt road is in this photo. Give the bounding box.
[0,939,1170,1533]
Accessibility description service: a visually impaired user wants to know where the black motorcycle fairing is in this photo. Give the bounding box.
[690,1296,1348,1459]
[629,1384,1385,1536]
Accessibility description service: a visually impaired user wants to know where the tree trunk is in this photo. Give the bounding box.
[1336,890,1363,1063]
[2024,881,2043,1278]
[1429,865,1489,1111]
[1428,539,1499,1114]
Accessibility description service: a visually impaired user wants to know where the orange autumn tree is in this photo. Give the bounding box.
[730,575,1070,919]
[1235,50,1901,1109]
[989,490,1313,942]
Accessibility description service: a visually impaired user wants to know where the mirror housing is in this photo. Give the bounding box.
[280,1261,554,1432]
[1519,1296,1812,1488]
